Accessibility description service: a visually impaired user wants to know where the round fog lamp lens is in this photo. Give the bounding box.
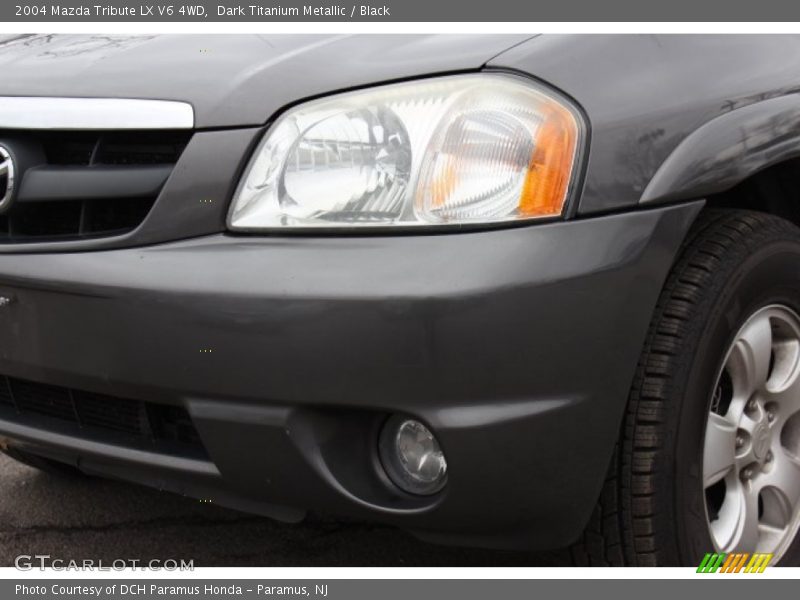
[380,417,447,495]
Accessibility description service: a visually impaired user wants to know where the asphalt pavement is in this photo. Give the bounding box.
[0,454,570,567]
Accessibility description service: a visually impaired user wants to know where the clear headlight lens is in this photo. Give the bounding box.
[228,74,582,231]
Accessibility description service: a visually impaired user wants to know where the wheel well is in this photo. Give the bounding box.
[705,158,800,227]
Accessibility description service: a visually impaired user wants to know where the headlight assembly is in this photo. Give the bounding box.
[228,74,583,231]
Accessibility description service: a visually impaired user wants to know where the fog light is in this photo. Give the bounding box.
[379,416,447,495]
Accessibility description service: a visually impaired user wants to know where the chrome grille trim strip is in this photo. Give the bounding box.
[0,97,194,130]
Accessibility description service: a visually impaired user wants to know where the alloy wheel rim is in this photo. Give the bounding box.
[703,304,800,561]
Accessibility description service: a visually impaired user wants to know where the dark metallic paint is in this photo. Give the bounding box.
[0,34,797,548]
[0,35,532,128]
[0,202,702,548]
[640,93,800,204]
[490,34,800,214]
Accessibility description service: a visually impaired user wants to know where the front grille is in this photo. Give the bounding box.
[0,375,207,459]
[39,131,188,166]
[0,130,191,243]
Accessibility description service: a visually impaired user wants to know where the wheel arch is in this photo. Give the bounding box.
[641,94,800,207]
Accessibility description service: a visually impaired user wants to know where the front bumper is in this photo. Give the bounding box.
[0,201,701,550]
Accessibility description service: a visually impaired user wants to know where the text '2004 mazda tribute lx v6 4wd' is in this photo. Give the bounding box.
[1,34,800,567]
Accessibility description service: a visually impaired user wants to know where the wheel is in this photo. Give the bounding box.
[704,305,800,560]
[1,447,84,477]
[573,209,800,566]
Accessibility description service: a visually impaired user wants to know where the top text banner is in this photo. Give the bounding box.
[5,0,800,21]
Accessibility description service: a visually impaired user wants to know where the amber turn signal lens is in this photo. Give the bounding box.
[519,103,579,217]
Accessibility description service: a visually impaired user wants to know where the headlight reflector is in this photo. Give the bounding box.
[229,75,582,230]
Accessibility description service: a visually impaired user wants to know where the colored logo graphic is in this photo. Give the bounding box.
[697,553,773,573]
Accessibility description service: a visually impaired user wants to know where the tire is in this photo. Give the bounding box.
[572,209,800,566]
[1,447,85,478]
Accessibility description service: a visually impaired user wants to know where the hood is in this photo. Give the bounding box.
[0,34,532,129]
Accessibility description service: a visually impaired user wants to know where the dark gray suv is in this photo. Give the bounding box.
[1,33,800,567]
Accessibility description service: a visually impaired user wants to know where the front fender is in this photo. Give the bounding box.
[488,34,800,215]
